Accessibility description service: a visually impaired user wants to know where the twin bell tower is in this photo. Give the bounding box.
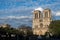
[32,8,52,36]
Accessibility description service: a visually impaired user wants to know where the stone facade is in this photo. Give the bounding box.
[32,9,52,36]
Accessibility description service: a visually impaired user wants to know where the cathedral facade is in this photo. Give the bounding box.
[32,9,52,36]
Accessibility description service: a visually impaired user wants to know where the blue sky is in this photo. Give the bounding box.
[0,0,60,27]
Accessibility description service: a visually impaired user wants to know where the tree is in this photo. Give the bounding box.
[0,24,20,35]
[18,24,33,36]
[49,20,60,36]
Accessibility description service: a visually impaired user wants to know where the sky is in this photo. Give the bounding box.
[0,0,60,28]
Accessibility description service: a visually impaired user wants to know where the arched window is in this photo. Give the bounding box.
[45,12,48,17]
[39,11,41,18]
[39,13,41,18]
[35,13,38,19]
[40,23,43,28]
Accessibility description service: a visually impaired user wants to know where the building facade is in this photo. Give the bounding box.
[32,9,52,35]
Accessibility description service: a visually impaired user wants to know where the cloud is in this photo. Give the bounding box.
[0,0,59,15]
[55,11,60,16]
[0,0,60,20]
[0,6,35,14]
[34,7,43,11]
[7,15,32,19]
[0,15,32,19]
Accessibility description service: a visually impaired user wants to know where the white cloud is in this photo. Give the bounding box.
[8,16,32,19]
[56,11,60,16]
[34,7,43,11]
[0,6,34,14]
[0,15,32,19]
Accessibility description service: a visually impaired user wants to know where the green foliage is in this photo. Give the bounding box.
[0,24,20,34]
[18,24,33,36]
[0,24,33,36]
[49,20,60,35]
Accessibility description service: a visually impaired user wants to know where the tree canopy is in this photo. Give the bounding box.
[49,20,60,36]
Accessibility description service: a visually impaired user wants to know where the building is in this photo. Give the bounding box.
[0,24,10,28]
[18,26,32,35]
[32,8,52,36]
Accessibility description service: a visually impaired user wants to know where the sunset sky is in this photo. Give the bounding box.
[0,0,60,27]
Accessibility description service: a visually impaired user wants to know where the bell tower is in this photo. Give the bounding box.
[43,9,51,27]
[32,8,51,36]
[32,10,43,35]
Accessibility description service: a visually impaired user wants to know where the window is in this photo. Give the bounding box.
[40,23,43,28]
[35,13,38,19]
[39,13,40,18]
[45,12,48,17]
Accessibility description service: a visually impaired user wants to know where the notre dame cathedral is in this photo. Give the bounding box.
[32,8,52,36]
